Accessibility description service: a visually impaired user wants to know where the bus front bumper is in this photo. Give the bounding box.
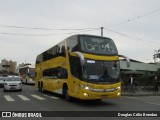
[77,87,121,100]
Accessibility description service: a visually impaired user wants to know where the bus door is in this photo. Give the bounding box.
[69,54,82,93]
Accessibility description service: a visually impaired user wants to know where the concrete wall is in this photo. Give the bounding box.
[120,60,160,72]
[0,63,2,71]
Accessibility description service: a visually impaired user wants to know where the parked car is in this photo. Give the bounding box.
[4,76,22,92]
[0,76,6,87]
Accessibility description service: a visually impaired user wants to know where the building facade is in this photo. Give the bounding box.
[120,59,160,74]
[1,59,17,74]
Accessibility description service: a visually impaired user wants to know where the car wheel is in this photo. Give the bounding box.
[4,88,6,92]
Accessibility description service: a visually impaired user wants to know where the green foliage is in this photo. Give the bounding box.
[120,71,155,86]
[137,72,154,86]
[156,68,160,79]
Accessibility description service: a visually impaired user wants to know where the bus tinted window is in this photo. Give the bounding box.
[29,68,35,78]
[36,41,66,64]
[43,45,59,61]
[66,36,78,52]
[80,36,118,55]
[43,67,68,79]
[36,54,43,64]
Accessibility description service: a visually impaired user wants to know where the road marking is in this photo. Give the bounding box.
[4,95,15,102]
[43,94,59,99]
[31,94,46,100]
[17,95,30,101]
[50,96,59,99]
[123,96,136,99]
[144,102,160,106]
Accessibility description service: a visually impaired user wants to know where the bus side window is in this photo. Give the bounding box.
[66,36,78,53]
[61,46,66,57]
[57,46,60,54]
[69,56,82,79]
[72,45,78,51]
[58,68,68,79]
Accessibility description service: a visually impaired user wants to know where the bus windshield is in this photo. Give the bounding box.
[82,60,120,84]
[29,68,35,78]
[80,36,118,55]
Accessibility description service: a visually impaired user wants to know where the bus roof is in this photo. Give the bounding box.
[19,64,35,69]
[66,34,112,40]
[36,34,113,57]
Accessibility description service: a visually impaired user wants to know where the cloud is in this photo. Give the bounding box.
[0,0,160,64]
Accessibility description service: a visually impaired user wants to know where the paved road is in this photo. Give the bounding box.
[0,84,160,120]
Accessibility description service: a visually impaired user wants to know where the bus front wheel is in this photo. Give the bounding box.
[63,86,71,101]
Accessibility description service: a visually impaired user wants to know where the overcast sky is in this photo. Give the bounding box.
[0,0,160,65]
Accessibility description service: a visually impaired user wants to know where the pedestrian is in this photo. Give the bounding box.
[154,76,159,92]
[129,75,135,93]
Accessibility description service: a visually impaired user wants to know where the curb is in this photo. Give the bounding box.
[122,92,160,97]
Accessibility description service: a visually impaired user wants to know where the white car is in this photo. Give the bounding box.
[4,76,22,92]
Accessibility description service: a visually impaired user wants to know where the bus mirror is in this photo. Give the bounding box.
[119,55,130,68]
[74,51,85,66]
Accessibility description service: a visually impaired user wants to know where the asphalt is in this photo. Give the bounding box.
[122,91,160,96]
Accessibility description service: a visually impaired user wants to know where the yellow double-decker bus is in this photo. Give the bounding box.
[35,34,130,101]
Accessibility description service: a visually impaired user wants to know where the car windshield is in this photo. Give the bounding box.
[82,60,120,84]
[80,36,118,55]
[6,77,20,81]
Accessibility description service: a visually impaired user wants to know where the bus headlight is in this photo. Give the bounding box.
[83,93,89,96]
[79,84,90,90]
[117,92,121,96]
[116,86,121,90]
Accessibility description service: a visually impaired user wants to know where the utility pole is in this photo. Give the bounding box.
[101,27,104,36]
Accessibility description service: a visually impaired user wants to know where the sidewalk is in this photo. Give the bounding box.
[122,91,160,96]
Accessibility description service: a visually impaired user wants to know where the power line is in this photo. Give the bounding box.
[104,28,160,47]
[0,8,159,33]
[0,28,100,36]
[0,24,98,31]
[0,32,54,36]
[106,8,160,28]
[62,28,100,35]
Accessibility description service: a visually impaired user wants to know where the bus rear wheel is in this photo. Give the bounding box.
[39,82,44,93]
[38,82,41,92]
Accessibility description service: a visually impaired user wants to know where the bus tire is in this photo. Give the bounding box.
[26,79,28,84]
[95,99,101,103]
[63,85,71,101]
[40,82,44,93]
[38,82,41,92]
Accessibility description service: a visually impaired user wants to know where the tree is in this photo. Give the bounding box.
[137,72,155,86]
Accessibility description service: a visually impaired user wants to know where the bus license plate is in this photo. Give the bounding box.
[101,95,108,98]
